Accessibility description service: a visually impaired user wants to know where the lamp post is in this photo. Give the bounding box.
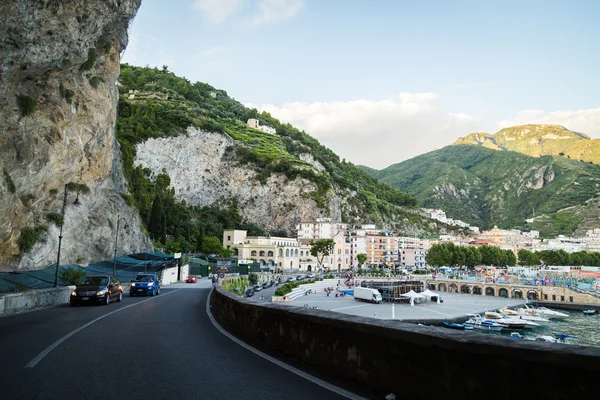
[54,184,82,287]
[113,215,128,276]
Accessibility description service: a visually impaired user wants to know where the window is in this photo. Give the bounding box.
[552,295,556,301]
[268,251,273,257]
[227,236,231,241]
[251,250,257,256]
[560,296,565,302]
[259,251,265,257]
[569,296,574,302]
[286,249,290,257]
[544,294,548,300]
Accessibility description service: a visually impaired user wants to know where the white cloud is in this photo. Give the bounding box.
[252,93,481,169]
[497,107,600,137]
[192,0,304,26]
[193,0,246,24]
[251,0,305,26]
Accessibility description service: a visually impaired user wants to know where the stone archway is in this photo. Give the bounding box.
[472,286,482,295]
[448,283,458,293]
[427,283,436,290]
[438,283,447,292]
[485,287,495,296]
[498,288,508,298]
[527,290,538,300]
[460,285,470,294]
[512,289,523,299]
[307,265,312,272]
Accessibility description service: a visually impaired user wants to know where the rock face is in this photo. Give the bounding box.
[0,0,146,270]
[135,128,344,234]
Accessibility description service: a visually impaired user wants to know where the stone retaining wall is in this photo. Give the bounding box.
[211,286,600,398]
[0,286,75,316]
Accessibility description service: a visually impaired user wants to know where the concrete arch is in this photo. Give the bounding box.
[259,251,265,257]
[427,283,436,290]
[267,251,274,257]
[460,285,470,294]
[259,259,266,266]
[438,283,447,292]
[498,288,508,298]
[472,286,482,295]
[485,287,495,296]
[448,283,458,293]
[251,250,257,257]
[527,290,538,300]
[512,289,523,299]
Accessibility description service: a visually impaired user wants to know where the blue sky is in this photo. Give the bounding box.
[123,0,599,168]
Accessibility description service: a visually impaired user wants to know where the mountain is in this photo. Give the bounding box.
[364,144,600,238]
[116,65,455,244]
[455,124,600,163]
[0,0,145,270]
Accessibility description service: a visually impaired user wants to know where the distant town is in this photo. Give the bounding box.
[222,211,600,272]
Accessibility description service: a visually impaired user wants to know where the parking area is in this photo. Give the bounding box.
[278,291,527,321]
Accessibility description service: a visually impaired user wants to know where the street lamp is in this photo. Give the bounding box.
[54,184,82,287]
[113,215,128,276]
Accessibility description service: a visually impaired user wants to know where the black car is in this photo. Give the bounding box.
[245,289,254,298]
[70,275,123,306]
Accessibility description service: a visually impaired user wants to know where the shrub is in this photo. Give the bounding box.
[61,58,71,68]
[64,89,74,104]
[248,273,258,285]
[89,76,100,89]
[80,48,97,71]
[103,41,112,53]
[19,225,48,253]
[66,182,91,194]
[3,171,16,193]
[49,188,58,195]
[7,283,29,292]
[45,212,63,227]
[17,94,36,117]
[60,268,86,285]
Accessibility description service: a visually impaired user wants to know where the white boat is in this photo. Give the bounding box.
[509,332,523,338]
[518,313,549,326]
[499,308,549,326]
[483,312,530,329]
[466,314,504,331]
[524,305,568,320]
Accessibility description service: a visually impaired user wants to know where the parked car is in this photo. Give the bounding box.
[262,281,270,289]
[245,289,254,298]
[286,277,296,283]
[185,275,197,283]
[307,273,315,279]
[130,273,160,296]
[253,285,262,292]
[70,275,123,306]
[296,275,304,281]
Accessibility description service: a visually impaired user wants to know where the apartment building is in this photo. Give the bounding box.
[223,229,313,272]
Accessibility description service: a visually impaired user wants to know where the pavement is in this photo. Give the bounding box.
[279,290,527,321]
[0,279,362,400]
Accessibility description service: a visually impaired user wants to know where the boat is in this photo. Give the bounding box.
[555,334,575,343]
[499,308,549,326]
[509,332,523,338]
[464,323,474,330]
[524,305,569,320]
[484,311,529,329]
[583,309,596,315]
[534,334,574,344]
[466,314,503,331]
[443,322,465,330]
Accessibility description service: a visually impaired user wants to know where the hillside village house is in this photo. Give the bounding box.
[223,229,314,272]
[247,118,276,134]
[296,218,352,271]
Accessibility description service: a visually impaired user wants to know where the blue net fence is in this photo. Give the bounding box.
[0,253,176,292]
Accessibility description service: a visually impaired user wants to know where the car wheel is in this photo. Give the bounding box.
[70,301,76,307]
[157,287,160,295]
[105,293,110,305]
[151,288,155,296]
[117,291,123,302]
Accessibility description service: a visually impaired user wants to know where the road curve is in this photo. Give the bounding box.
[0,282,354,400]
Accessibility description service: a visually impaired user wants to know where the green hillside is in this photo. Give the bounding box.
[365,145,600,237]
[115,64,439,250]
[455,124,600,164]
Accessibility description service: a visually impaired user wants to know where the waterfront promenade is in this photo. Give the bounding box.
[281,291,525,321]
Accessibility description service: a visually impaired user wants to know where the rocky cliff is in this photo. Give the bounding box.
[0,0,146,270]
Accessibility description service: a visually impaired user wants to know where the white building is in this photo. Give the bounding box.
[247,118,276,134]
[296,218,348,242]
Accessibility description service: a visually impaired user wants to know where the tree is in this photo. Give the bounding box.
[357,253,367,268]
[310,239,335,271]
[425,243,452,267]
[201,236,226,256]
[148,195,164,240]
[518,249,539,266]
[248,273,258,286]
[60,268,86,285]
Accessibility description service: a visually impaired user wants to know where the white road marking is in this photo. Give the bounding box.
[25,289,181,368]
[206,289,369,400]
[330,304,373,312]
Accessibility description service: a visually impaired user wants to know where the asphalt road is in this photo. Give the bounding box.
[0,281,355,400]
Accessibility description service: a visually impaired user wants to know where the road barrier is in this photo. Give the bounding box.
[211,285,600,398]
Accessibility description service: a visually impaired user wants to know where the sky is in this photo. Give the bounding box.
[123,0,599,169]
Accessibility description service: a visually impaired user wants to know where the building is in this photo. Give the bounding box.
[399,248,427,269]
[296,218,348,243]
[223,229,313,272]
[247,118,276,134]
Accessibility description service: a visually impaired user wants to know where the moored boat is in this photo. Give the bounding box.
[583,309,596,315]
[443,321,465,330]
[524,305,569,320]
[466,314,503,331]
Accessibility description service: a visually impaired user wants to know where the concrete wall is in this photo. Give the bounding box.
[211,286,600,398]
[160,264,189,285]
[0,286,75,316]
